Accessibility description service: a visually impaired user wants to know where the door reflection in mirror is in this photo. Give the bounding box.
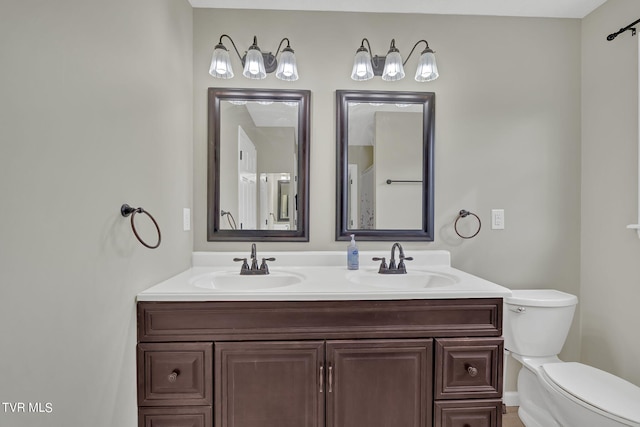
[219,101,297,231]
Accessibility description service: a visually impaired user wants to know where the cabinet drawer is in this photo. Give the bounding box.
[434,400,502,427]
[137,343,213,406]
[435,338,503,400]
[138,406,212,427]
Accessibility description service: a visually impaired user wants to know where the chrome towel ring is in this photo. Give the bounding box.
[121,204,161,249]
[454,209,481,239]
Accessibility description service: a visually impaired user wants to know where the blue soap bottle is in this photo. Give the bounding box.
[347,234,359,270]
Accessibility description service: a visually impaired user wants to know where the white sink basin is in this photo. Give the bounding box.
[347,269,458,289]
[190,270,305,291]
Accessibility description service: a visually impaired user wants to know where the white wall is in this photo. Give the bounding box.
[193,10,583,370]
[0,1,193,426]
[581,0,640,387]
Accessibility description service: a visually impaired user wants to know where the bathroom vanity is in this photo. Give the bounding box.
[136,251,509,427]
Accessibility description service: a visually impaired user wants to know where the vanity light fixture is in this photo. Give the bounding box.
[209,34,299,81]
[351,38,439,82]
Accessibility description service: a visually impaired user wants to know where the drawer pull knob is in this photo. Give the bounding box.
[168,370,180,383]
[466,365,478,377]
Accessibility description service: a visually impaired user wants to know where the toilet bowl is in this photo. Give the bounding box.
[504,289,640,427]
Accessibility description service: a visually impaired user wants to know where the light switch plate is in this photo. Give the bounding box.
[183,208,191,231]
[491,209,504,230]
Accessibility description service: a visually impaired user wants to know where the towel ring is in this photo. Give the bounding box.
[454,209,481,239]
[121,204,161,249]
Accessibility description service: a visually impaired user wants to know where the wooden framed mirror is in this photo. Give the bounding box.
[208,88,310,241]
[336,90,435,241]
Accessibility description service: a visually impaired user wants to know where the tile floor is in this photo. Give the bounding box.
[503,406,525,427]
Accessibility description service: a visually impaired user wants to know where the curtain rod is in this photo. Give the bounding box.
[607,17,640,41]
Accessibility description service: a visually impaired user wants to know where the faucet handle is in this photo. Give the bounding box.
[372,257,388,273]
[398,256,413,265]
[233,257,250,272]
[397,256,413,272]
[372,256,387,266]
[259,257,276,274]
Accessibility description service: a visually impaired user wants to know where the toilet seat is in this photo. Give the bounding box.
[541,362,640,425]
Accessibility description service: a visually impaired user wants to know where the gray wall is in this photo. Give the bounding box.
[581,0,640,387]
[193,10,583,370]
[0,1,193,426]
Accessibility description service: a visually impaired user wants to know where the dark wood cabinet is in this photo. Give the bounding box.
[137,343,213,427]
[327,339,433,427]
[215,341,324,427]
[137,299,503,427]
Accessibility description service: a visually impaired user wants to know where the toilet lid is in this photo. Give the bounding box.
[505,289,578,307]
[542,362,640,424]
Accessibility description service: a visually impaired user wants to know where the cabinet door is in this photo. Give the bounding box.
[137,342,213,406]
[434,400,503,427]
[326,339,433,427]
[215,341,324,427]
[139,407,212,427]
[435,338,503,400]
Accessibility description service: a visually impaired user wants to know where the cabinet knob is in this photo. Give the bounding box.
[466,365,478,377]
[168,369,180,383]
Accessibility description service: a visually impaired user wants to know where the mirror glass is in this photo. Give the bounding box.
[208,88,310,241]
[336,90,435,241]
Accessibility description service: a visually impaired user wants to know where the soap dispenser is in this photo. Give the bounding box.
[347,234,359,270]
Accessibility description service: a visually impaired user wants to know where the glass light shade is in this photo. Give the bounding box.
[209,45,234,79]
[415,50,439,82]
[351,49,374,81]
[275,48,299,81]
[382,50,405,81]
[243,48,267,79]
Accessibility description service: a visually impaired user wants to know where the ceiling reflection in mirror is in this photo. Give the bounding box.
[336,90,435,241]
[208,88,310,241]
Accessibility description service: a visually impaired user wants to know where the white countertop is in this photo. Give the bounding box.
[137,250,511,302]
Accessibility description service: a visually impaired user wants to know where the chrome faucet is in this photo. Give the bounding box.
[373,242,413,274]
[234,243,275,275]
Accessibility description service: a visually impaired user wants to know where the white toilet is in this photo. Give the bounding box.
[504,289,640,427]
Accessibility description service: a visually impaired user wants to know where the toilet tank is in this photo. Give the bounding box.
[504,289,578,357]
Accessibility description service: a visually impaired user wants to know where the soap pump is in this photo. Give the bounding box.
[347,234,359,270]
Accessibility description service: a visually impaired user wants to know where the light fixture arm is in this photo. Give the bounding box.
[218,34,243,61]
[265,37,293,69]
[274,38,292,56]
[360,38,385,70]
[403,40,430,66]
[360,38,373,54]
